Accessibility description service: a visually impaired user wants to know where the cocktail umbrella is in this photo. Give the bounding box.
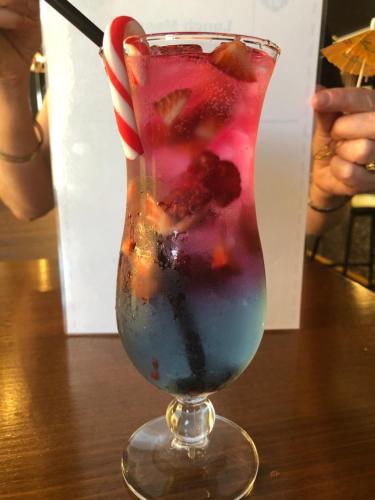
[321,17,375,87]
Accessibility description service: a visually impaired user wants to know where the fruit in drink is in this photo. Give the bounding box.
[117,38,275,394]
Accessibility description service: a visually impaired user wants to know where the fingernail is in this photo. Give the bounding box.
[313,91,330,108]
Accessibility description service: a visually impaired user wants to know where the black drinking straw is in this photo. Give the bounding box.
[44,0,104,47]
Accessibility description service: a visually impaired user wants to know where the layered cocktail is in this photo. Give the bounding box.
[116,32,279,498]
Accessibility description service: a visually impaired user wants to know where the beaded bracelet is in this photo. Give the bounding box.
[0,121,44,164]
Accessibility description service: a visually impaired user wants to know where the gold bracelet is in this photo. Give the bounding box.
[0,121,44,164]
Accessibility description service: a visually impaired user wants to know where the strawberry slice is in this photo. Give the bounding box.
[195,115,228,141]
[209,40,256,82]
[122,239,136,255]
[211,244,241,273]
[131,258,160,303]
[211,244,231,270]
[154,88,192,126]
[170,103,230,144]
[145,193,174,235]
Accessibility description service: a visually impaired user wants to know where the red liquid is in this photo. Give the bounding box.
[129,45,275,207]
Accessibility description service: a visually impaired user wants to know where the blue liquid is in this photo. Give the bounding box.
[116,259,265,396]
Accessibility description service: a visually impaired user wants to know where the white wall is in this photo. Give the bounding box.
[42,0,323,333]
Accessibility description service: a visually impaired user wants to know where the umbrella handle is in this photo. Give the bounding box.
[356,17,374,87]
[356,58,367,88]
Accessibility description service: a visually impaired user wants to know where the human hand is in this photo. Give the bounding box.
[310,87,375,202]
[0,0,41,89]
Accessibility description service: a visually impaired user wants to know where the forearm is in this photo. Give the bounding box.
[306,183,350,236]
[0,82,53,221]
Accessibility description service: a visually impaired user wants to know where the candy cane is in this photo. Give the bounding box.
[124,35,149,86]
[102,17,144,160]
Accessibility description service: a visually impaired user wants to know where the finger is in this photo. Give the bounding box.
[313,109,339,140]
[313,163,354,197]
[336,139,375,165]
[24,0,39,17]
[311,87,375,114]
[312,110,339,166]
[0,1,29,16]
[0,6,33,28]
[330,155,375,194]
[331,112,375,141]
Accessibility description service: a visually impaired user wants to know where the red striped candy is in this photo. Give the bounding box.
[103,17,144,160]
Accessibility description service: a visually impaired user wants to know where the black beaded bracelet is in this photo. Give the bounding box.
[308,196,351,213]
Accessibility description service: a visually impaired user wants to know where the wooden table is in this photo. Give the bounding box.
[1,258,374,499]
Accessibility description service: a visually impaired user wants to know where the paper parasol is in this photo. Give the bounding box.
[321,18,375,87]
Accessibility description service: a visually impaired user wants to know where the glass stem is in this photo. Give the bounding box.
[166,396,215,456]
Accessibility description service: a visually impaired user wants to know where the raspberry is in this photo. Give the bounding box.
[188,151,219,184]
[208,160,241,207]
[160,180,211,220]
[157,152,240,234]
[188,152,241,207]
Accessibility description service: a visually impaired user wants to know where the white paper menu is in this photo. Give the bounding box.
[41,0,323,333]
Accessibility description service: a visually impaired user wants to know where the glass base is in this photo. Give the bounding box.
[122,415,259,499]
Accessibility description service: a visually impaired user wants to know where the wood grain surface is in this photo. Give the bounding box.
[0,203,57,261]
[0,258,374,499]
